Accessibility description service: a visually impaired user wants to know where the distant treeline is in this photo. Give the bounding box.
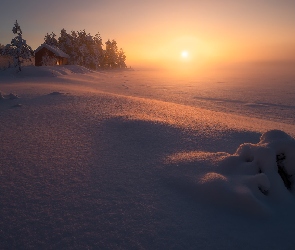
[44,30,127,69]
[1,20,127,71]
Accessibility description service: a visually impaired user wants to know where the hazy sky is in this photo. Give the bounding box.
[0,0,294,75]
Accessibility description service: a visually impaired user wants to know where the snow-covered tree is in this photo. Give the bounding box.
[44,28,126,70]
[2,20,34,72]
[117,48,127,68]
[58,29,74,61]
[44,32,58,47]
[102,40,127,69]
[76,30,104,69]
[0,43,4,54]
[92,32,104,69]
[57,29,104,69]
[103,39,118,68]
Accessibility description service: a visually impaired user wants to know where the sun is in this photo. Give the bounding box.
[181,50,189,58]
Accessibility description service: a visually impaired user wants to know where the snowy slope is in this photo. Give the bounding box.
[1,66,295,249]
[0,65,93,78]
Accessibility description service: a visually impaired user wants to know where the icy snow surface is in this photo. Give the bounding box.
[1,66,295,249]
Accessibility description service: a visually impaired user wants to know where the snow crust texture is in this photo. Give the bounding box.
[0,92,19,100]
[0,65,93,77]
[198,130,295,215]
[1,67,295,249]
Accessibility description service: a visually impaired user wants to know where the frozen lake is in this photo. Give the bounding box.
[110,70,295,125]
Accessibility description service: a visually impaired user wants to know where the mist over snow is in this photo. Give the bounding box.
[1,65,295,249]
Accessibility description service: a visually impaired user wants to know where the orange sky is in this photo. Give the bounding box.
[117,1,295,76]
[1,0,294,77]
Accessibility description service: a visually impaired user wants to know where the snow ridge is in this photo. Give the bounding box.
[198,130,295,215]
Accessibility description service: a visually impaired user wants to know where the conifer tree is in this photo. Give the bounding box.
[117,48,127,68]
[2,20,34,71]
[92,32,104,69]
[44,32,58,47]
[58,29,73,60]
[103,39,119,68]
[0,43,4,54]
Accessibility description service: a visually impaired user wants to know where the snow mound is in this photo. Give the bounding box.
[197,130,295,215]
[7,93,19,100]
[12,103,22,108]
[0,65,93,77]
[48,91,65,96]
[0,92,19,100]
[244,103,269,108]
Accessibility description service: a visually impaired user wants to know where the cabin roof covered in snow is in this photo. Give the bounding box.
[35,44,70,58]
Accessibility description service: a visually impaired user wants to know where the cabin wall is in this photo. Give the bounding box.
[56,57,68,66]
[35,48,55,66]
[35,48,68,66]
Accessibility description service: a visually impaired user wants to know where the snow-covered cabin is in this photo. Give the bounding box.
[35,44,69,66]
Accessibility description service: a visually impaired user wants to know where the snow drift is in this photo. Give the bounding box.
[196,130,295,215]
[0,65,93,77]
[1,66,295,249]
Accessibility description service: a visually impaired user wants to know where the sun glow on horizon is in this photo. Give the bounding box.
[181,50,189,58]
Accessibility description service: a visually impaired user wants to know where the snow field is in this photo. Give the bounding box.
[1,66,295,249]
